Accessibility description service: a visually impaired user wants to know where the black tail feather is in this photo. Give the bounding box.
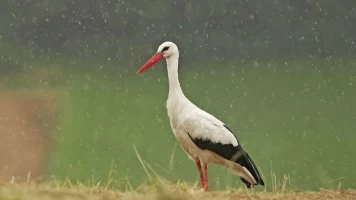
[236,151,264,188]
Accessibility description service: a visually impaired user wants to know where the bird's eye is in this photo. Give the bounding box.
[162,46,170,52]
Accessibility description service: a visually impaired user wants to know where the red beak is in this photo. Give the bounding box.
[136,52,164,74]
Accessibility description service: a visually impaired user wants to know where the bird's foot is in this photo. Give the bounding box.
[202,182,209,192]
[203,186,209,192]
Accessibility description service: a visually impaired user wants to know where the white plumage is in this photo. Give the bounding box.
[184,111,239,146]
[137,41,264,191]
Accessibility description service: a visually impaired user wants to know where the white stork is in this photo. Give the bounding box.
[136,41,264,191]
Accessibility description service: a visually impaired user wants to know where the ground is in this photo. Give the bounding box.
[0,181,355,200]
[0,92,57,180]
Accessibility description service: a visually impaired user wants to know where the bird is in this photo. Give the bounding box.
[136,41,264,191]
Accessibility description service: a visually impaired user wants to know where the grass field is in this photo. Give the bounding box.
[44,59,356,191]
[1,46,356,193]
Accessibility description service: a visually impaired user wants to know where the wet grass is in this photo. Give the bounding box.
[45,60,356,191]
[1,56,355,191]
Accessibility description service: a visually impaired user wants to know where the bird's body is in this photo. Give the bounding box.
[137,41,264,191]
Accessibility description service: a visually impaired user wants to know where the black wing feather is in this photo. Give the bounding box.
[187,132,239,160]
[187,124,265,187]
[224,125,265,187]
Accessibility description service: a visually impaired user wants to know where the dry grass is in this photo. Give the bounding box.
[0,179,355,200]
[1,147,353,200]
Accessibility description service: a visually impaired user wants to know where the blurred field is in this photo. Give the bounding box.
[1,54,355,191]
[41,59,355,191]
[1,0,355,196]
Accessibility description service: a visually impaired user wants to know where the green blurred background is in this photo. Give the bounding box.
[0,0,355,192]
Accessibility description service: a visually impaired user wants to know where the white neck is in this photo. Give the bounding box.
[166,55,184,97]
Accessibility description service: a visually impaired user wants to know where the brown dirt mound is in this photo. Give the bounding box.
[0,92,58,180]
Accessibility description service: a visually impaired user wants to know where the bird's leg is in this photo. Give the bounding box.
[203,163,209,191]
[195,160,207,190]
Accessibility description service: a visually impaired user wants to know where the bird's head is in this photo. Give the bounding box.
[136,41,179,74]
[158,41,179,58]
